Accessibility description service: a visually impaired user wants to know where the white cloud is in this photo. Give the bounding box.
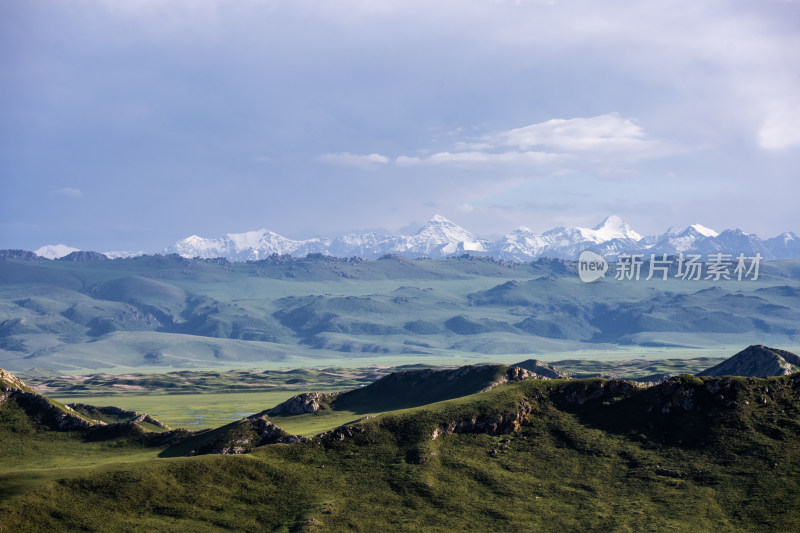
[393,114,669,171]
[396,150,566,166]
[318,152,390,167]
[51,187,83,198]
[458,203,475,213]
[492,114,657,153]
[757,104,800,150]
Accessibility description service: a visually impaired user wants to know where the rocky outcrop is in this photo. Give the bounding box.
[2,389,95,430]
[510,359,570,379]
[1,368,191,447]
[699,345,800,378]
[188,415,306,456]
[554,379,645,406]
[266,392,336,416]
[430,400,534,440]
[0,368,31,392]
[318,424,366,445]
[481,366,542,392]
[645,376,745,415]
[246,415,300,443]
[68,403,171,429]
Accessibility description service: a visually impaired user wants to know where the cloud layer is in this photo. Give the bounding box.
[1,0,797,250]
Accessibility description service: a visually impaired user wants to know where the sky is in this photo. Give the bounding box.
[1,0,799,252]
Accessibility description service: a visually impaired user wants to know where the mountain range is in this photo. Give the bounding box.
[33,215,800,262]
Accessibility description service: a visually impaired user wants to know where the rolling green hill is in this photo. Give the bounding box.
[2,365,800,532]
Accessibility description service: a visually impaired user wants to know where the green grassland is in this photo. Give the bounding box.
[60,391,308,429]
[1,254,799,374]
[2,372,800,532]
[15,356,732,430]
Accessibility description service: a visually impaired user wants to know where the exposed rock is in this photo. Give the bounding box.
[266,392,336,416]
[3,390,95,430]
[0,368,30,391]
[430,400,533,440]
[246,415,296,443]
[555,379,645,406]
[214,446,248,455]
[1,368,191,445]
[699,345,800,378]
[510,359,571,379]
[318,424,366,445]
[68,403,171,429]
[481,367,539,392]
[186,415,306,456]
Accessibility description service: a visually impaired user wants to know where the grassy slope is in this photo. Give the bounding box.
[32,359,729,431]
[2,375,800,531]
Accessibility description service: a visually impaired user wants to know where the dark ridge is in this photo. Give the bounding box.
[57,251,109,261]
[0,250,39,260]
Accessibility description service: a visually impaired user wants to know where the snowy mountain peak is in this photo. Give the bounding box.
[429,214,452,224]
[417,215,475,240]
[407,215,486,253]
[35,244,80,259]
[572,215,642,243]
[666,224,718,238]
[593,215,625,231]
[590,215,642,241]
[161,215,797,262]
[689,224,719,238]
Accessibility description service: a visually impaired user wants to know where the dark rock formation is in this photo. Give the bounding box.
[57,251,109,261]
[0,249,38,260]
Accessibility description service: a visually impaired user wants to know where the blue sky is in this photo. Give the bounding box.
[1,0,799,252]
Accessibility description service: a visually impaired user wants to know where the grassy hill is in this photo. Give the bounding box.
[2,364,800,531]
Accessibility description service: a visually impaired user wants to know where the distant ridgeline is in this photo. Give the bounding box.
[1,250,799,373]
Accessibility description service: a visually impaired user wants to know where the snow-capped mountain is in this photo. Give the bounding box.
[31,215,800,262]
[171,230,330,261]
[165,215,800,262]
[390,215,488,257]
[494,227,549,261]
[167,216,489,260]
[647,224,720,255]
[583,215,643,242]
